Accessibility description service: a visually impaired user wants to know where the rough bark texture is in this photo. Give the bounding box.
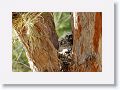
[70,12,102,72]
[12,12,60,72]
[12,12,102,72]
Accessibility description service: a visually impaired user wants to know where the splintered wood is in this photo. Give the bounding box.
[71,12,102,72]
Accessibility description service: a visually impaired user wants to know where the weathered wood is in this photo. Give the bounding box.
[70,12,102,72]
[12,12,102,72]
[12,12,60,72]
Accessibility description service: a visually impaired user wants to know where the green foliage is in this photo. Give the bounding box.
[53,12,71,38]
[12,30,32,72]
[12,12,71,72]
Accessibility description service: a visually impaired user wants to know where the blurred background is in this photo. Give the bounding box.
[12,12,71,72]
[53,12,71,37]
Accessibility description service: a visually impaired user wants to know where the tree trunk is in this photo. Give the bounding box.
[70,12,102,72]
[12,12,102,72]
[12,12,60,72]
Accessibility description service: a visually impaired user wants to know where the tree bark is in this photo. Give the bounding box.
[12,12,60,72]
[70,12,102,72]
[12,12,102,72]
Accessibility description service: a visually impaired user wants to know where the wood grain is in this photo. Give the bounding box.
[70,12,102,72]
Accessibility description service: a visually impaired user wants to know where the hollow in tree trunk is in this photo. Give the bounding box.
[12,12,102,72]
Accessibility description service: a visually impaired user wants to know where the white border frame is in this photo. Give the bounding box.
[0,0,114,84]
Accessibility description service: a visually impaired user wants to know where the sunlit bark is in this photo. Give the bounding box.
[70,12,102,72]
[12,12,60,72]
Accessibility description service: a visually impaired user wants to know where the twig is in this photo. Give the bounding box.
[16,48,24,61]
[13,60,31,69]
